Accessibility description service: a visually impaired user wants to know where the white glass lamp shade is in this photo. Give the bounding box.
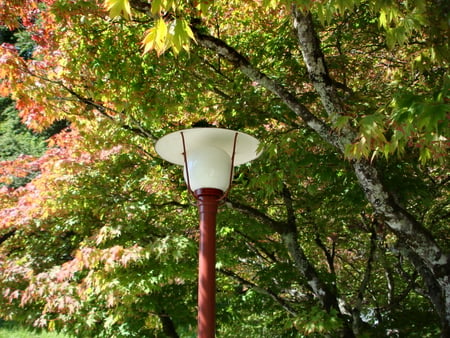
[183,146,232,192]
[155,128,261,192]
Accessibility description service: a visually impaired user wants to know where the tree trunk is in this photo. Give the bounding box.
[158,312,179,338]
[229,193,355,337]
[128,1,450,334]
[291,8,450,335]
[281,231,355,338]
[397,242,450,337]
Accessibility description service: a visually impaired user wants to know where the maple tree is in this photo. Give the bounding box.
[0,0,449,337]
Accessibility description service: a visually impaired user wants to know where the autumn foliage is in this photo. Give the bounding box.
[0,0,449,337]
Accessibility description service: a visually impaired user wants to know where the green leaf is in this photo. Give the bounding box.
[334,115,351,130]
[151,0,162,16]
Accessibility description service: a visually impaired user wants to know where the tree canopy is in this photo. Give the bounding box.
[0,0,449,337]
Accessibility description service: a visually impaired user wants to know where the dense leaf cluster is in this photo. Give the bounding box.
[0,0,448,337]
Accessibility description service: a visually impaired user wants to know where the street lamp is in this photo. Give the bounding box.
[155,128,261,338]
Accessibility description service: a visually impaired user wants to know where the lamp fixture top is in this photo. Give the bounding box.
[155,127,261,166]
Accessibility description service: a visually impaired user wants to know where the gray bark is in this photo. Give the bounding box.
[193,31,344,151]
[128,1,450,334]
[291,7,450,336]
[228,194,355,337]
[227,199,338,311]
[193,9,450,336]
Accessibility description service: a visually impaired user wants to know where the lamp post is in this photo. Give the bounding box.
[155,128,261,338]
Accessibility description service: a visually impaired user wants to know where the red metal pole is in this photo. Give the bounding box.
[195,188,222,338]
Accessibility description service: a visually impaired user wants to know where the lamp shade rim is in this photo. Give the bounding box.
[155,127,261,166]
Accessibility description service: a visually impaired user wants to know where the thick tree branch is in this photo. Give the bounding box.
[282,184,296,228]
[352,159,449,275]
[396,241,450,337]
[192,29,343,151]
[292,9,345,122]
[192,18,444,280]
[280,228,339,312]
[193,8,447,287]
[228,197,344,317]
[293,10,450,331]
[291,7,450,292]
[157,311,179,338]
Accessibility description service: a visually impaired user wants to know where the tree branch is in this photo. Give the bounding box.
[193,9,445,280]
[314,233,335,274]
[228,196,345,319]
[291,7,449,286]
[192,29,343,151]
[226,199,285,234]
[219,268,297,316]
[233,229,278,264]
[352,224,377,334]
[21,68,157,141]
[0,229,16,245]
[292,8,345,122]
[282,184,296,228]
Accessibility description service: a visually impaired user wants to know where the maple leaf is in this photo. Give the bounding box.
[104,0,132,20]
[142,18,169,55]
[172,19,196,55]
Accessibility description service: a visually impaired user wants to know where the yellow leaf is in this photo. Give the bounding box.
[155,18,168,54]
[142,27,157,54]
[142,17,195,56]
[142,18,169,55]
[104,0,132,20]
